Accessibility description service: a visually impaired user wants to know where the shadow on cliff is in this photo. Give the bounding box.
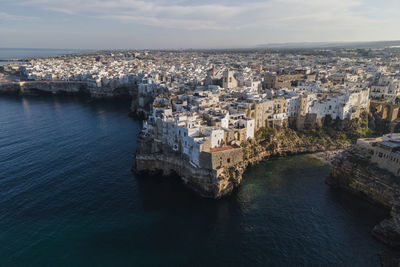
[327,186,389,226]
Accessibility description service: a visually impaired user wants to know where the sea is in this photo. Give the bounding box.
[0,49,389,266]
[0,48,84,65]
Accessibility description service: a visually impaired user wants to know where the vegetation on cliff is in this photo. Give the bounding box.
[241,126,349,163]
[321,111,390,141]
[239,110,394,164]
[251,111,391,150]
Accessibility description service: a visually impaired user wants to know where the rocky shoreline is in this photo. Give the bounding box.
[134,152,246,198]
[0,80,139,99]
[311,149,345,164]
[327,148,400,266]
[134,129,350,199]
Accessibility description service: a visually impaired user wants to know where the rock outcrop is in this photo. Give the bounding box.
[135,129,349,199]
[129,86,168,119]
[0,82,20,95]
[135,152,246,198]
[328,148,400,265]
[327,149,398,207]
[0,81,135,99]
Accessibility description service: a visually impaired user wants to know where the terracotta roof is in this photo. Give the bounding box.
[210,145,239,153]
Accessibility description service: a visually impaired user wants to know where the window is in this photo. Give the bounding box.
[227,158,231,163]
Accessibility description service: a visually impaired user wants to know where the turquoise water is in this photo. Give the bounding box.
[0,96,388,266]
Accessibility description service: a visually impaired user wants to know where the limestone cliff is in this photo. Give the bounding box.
[135,152,246,198]
[129,87,168,119]
[0,81,135,99]
[373,198,400,248]
[242,129,349,165]
[328,148,400,264]
[327,149,398,207]
[134,133,246,198]
[0,82,20,95]
[135,129,349,199]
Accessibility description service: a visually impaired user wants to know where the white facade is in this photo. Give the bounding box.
[238,118,255,140]
[286,95,300,117]
[308,89,369,120]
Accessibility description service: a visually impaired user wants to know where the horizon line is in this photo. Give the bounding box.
[1,39,400,51]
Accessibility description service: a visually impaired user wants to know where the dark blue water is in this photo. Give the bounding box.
[0,96,388,266]
[0,48,83,60]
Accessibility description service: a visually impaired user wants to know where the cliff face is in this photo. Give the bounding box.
[0,81,135,99]
[135,153,246,198]
[327,150,398,208]
[243,132,348,165]
[0,83,20,95]
[0,81,87,96]
[135,130,348,199]
[328,148,400,261]
[134,134,247,198]
[129,87,168,119]
[373,201,400,248]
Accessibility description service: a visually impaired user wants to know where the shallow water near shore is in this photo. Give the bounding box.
[0,96,388,266]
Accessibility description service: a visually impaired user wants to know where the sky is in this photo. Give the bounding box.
[1,0,400,49]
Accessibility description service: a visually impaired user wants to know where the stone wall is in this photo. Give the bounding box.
[209,148,243,170]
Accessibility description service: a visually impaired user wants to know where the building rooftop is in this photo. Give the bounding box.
[210,144,240,153]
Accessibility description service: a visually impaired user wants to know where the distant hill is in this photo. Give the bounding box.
[256,40,400,49]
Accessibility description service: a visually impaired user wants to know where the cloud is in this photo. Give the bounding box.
[16,0,400,34]
[0,12,36,21]
[100,15,233,30]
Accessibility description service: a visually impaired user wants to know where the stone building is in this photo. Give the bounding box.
[222,70,238,89]
[357,134,400,176]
